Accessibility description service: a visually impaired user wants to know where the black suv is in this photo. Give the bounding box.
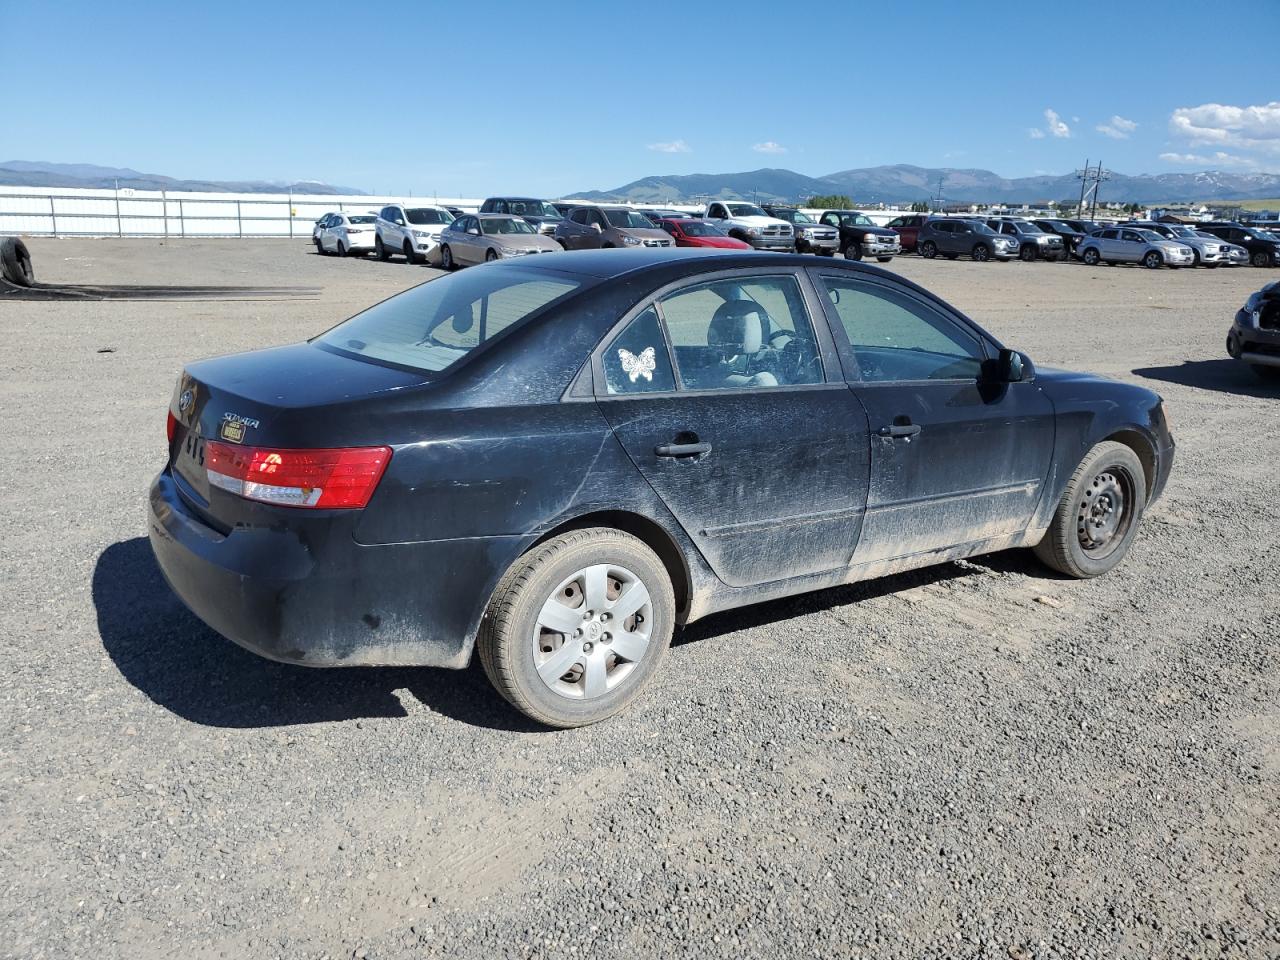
[478,197,565,236]
[817,210,901,261]
[1196,222,1280,268]
[1032,219,1087,259]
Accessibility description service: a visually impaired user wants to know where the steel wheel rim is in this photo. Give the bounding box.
[532,563,653,701]
[1076,468,1134,559]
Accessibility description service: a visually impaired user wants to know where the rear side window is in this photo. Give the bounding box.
[316,267,583,374]
[821,277,985,383]
[602,308,676,395]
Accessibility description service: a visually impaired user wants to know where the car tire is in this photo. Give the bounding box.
[485,248,498,262]
[876,256,892,263]
[843,241,863,261]
[1252,250,1275,268]
[1,237,35,287]
[972,243,991,262]
[1033,441,1147,579]
[403,241,422,265]
[1191,250,1201,267]
[314,237,325,255]
[337,241,348,257]
[1143,250,1163,269]
[1081,247,1101,266]
[920,241,937,259]
[440,244,455,271]
[818,249,835,257]
[1019,245,1036,262]
[477,528,675,728]
[375,236,389,261]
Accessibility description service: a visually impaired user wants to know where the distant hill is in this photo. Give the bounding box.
[576,163,1280,205]
[0,160,367,195]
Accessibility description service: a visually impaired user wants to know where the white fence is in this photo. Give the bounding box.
[0,185,903,237]
[0,186,486,239]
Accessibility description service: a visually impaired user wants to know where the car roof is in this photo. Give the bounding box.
[482,247,900,281]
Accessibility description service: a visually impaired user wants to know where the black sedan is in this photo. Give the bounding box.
[150,250,1175,728]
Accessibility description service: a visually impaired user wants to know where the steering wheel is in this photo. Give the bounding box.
[758,328,820,383]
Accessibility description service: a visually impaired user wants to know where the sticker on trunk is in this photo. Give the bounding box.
[219,412,260,443]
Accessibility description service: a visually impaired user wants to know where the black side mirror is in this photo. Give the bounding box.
[990,348,1031,383]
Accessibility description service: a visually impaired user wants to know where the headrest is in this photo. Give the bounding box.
[708,301,764,354]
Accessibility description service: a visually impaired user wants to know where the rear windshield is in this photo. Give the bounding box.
[349,215,376,224]
[315,267,583,374]
[406,208,452,225]
[680,221,727,237]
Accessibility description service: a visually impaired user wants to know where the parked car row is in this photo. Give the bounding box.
[314,202,1280,273]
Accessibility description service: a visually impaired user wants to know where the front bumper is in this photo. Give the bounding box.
[147,469,515,668]
[860,237,901,256]
[1165,250,1195,265]
[795,233,839,253]
[749,236,796,250]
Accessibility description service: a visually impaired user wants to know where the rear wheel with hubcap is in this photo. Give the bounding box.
[1033,441,1146,578]
[477,528,675,728]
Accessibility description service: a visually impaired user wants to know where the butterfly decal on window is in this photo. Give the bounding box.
[618,346,657,383]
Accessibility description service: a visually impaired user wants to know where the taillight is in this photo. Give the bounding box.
[205,442,392,509]
[167,411,177,443]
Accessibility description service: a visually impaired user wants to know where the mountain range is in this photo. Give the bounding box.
[0,161,365,195]
[575,164,1280,206]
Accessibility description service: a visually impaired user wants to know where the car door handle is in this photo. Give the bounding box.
[655,441,712,458]
[878,423,922,439]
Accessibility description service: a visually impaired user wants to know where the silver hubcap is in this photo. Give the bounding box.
[533,564,652,700]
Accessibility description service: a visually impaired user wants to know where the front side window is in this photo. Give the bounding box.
[604,209,656,229]
[821,277,985,383]
[316,266,584,374]
[839,213,874,227]
[602,308,676,395]
[570,208,589,224]
[656,275,823,391]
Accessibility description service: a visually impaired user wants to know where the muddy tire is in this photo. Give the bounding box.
[1033,441,1147,579]
[1,237,35,286]
[477,528,675,728]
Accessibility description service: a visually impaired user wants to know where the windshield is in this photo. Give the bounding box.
[679,221,728,237]
[839,213,874,227]
[1193,231,1220,240]
[348,215,376,224]
[604,209,657,229]
[481,217,536,235]
[505,200,562,220]
[1133,229,1163,241]
[1256,230,1280,242]
[316,267,583,374]
[1167,226,1196,237]
[1011,221,1043,234]
[406,208,452,225]
[1039,220,1071,231]
[726,203,768,218]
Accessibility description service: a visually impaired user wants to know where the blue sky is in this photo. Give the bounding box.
[5,1,1279,196]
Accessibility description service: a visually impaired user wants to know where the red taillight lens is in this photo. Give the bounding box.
[167,411,177,443]
[205,442,392,509]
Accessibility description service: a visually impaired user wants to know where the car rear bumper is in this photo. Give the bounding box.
[147,468,516,669]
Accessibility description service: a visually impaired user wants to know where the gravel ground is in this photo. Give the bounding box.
[2,239,1277,960]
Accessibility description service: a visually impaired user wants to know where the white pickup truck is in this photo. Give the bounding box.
[703,201,795,251]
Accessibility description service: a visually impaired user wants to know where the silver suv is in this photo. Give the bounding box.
[1077,227,1195,269]
[554,206,673,250]
[985,218,1065,262]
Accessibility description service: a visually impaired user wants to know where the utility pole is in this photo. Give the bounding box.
[1090,162,1110,221]
[1075,160,1110,220]
[1075,159,1090,218]
[931,175,945,212]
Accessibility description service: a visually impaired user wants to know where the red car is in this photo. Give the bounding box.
[655,218,752,249]
[885,214,928,253]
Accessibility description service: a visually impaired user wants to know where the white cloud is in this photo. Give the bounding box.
[1096,115,1138,139]
[1170,101,1280,149]
[647,139,691,153]
[1045,108,1071,138]
[1028,128,1046,140]
[1158,150,1258,170]
[752,141,787,154]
